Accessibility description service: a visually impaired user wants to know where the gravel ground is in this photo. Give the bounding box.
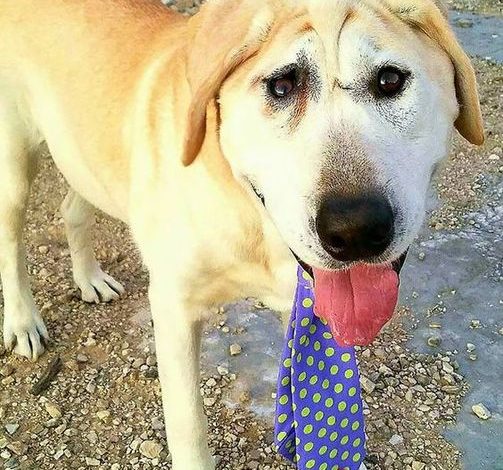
[1,1,502,470]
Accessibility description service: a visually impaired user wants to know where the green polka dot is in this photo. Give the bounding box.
[327,416,336,426]
[352,421,360,431]
[315,411,324,421]
[279,395,288,405]
[293,420,298,428]
[277,431,287,441]
[353,453,362,462]
[287,339,293,348]
[292,403,297,412]
[299,388,308,399]
[319,463,328,470]
[299,371,307,382]
[341,435,349,445]
[283,358,291,367]
[348,387,357,397]
[304,337,310,347]
[319,446,328,456]
[330,364,339,375]
[318,360,325,371]
[309,324,317,334]
[299,335,307,346]
[329,431,338,442]
[331,466,338,470]
[313,393,321,403]
[334,383,343,393]
[329,449,338,459]
[313,341,321,351]
[323,331,333,340]
[307,355,315,366]
[320,317,328,326]
[301,317,310,327]
[322,379,330,390]
[302,270,312,281]
[296,352,303,363]
[306,459,316,469]
[294,454,300,463]
[291,321,296,329]
[304,442,314,452]
[353,438,361,448]
[344,369,354,379]
[302,298,313,309]
[309,375,319,385]
[301,407,311,418]
[341,352,351,362]
[281,376,290,386]
[351,403,359,414]
[340,418,349,428]
[317,428,327,438]
[325,397,334,408]
[325,347,335,357]
[341,450,349,461]
[338,401,347,412]
[295,437,300,445]
[292,385,296,393]
[303,424,313,435]
[278,413,288,424]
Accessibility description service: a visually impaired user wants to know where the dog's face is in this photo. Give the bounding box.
[183,0,483,271]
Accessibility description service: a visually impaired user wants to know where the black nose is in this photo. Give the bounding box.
[316,194,394,262]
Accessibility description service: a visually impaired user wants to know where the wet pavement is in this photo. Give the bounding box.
[201,9,503,469]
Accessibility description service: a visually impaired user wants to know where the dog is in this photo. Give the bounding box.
[0,0,483,468]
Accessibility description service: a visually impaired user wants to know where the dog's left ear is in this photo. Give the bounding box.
[388,0,484,145]
[181,0,274,166]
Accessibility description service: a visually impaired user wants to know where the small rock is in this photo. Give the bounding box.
[45,402,62,419]
[139,440,163,459]
[76,354,89,363]
[360,376,376,394]
[412,461,426,470]
[418,252,426,261]
[466,343,476,352]
[5,424,19,435]
[0,365,14,377]
[488,153,501,160]
[38,245,49,254]
[472,403,491,420]
[204,397,216,406]
[85,457,101,466]
[217,365,229,376]
[427,336,441,348]
[389,434,404,446]
[151,416,164,431]
[96,410,110,421]
[229,344,242,356]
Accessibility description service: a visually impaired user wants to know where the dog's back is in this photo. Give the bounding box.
[0,0,185,216]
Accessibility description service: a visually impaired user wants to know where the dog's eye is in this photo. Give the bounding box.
[267,69,298,98]
[376,66,408,97]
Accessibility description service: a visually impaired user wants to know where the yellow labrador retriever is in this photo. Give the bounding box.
[0,0,483,468]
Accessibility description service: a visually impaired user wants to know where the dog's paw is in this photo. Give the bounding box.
[3,310,49,361]
[75,267,125,303]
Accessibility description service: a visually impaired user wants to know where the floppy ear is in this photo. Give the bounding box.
[181,0,273,166]
[388,0,484,145]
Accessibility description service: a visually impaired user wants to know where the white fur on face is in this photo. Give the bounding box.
[219,5,458,270]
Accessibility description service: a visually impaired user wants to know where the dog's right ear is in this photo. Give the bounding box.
[181,0,274,166]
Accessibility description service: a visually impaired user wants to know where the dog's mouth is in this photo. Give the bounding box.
[249,179,408,346]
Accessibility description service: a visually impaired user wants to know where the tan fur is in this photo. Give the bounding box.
[0,1,483,468]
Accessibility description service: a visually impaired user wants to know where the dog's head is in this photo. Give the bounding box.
[180,0,483,343]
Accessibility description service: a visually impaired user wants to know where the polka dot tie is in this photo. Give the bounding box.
[275,268,366,470]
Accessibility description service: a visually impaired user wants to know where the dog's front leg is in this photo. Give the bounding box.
[149,275,215,470]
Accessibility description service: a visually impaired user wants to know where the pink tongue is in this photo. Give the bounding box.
[313,264,399,346]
